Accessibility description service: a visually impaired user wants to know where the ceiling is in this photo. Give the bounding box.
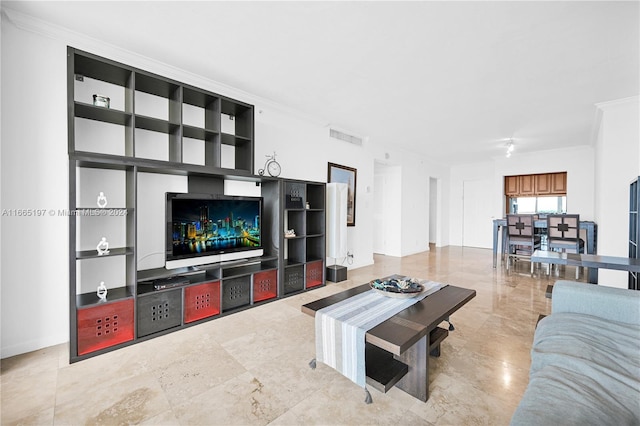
[4,1,639,165]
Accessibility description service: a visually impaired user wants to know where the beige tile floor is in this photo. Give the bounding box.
[1,246,582,425]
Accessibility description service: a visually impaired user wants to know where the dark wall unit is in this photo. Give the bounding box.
[68,47,326,362]
[281,180,326,295]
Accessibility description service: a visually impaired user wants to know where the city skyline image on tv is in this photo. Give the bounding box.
[171,197,261,257]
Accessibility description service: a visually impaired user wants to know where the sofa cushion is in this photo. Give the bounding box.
[552,280,640,325]
[511,312,640,425]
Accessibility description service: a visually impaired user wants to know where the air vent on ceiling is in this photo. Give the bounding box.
[329,128,363,146]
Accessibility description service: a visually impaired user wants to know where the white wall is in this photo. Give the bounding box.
[400,155,431,256]
[373,163,402,256]
[253,106,375,270]
[429,178,437,245]
[0,12,377,357]
[369,143,451,254]
[1,16,70,357]
[449,161,496,247]
[594,97,640,288]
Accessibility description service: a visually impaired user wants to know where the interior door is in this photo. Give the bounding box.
[462,178,493,249]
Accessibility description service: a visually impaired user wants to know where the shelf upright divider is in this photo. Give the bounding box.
[125,70,135,157]
[127,166,137,304]
[205,96,222,170]
[168,84,183,163]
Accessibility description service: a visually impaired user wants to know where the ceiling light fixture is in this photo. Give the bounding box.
[506,139,515,158]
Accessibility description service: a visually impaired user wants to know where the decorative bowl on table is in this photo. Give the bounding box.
[369,276,425,298]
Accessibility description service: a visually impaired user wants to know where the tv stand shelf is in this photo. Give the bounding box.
[222,263,278,279]
[67,47,326,362]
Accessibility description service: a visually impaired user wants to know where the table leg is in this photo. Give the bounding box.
[394,334,428,402]
[502,226,508,261]
[586,223,598,284]
[493,221,499,268]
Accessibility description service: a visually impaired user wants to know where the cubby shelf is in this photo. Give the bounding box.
[221,133,252,145]
[76,247,134,259]
[76,286,133,308]
[182,125,219,140]
[134,115,180,134]
[68,47,326,363]
[222,264,278,279]
[281,180,326,296]
[75,102,131,125]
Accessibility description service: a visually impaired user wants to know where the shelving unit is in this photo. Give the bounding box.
[67,47,325,362]
[281,180,326,295]
[629,177,639,290]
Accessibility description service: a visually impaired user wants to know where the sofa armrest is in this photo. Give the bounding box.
[552,280,640,326]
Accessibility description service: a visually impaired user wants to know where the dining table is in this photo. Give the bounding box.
[492,218,598,283]
[531,249,640,284]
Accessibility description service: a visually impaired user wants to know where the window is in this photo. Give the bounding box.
[509,196,566,214]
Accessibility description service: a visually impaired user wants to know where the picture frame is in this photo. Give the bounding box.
[327,162,357,226]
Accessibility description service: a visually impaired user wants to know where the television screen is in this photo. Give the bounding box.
[167,193,262,264]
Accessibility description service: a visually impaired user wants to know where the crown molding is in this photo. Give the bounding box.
[1,7,330,128]
[595,95,640,111]
[591,95,639,146]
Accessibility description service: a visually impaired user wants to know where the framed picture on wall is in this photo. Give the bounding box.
[328,162,357,226]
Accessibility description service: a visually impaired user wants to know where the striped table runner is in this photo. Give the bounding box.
[315,281,443,388]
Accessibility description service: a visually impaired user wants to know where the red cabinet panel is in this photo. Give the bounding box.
[77,298,134,356]
[306,261,324,288]
[184,281,220,323]
[253,270,277,302]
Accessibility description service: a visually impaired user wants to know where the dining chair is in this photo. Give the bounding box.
[506,214,542,274]
[547,214,585,278]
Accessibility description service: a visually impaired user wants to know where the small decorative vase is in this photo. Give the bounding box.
[93,94,110,108]
[96,192,108,208]
[97,281,108,300]
[96,237,110,256]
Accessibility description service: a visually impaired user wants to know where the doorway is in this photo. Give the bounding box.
[373,162,401,255]
[462,178,493,248]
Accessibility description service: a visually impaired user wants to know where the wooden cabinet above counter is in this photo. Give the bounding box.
[504,172,567,196]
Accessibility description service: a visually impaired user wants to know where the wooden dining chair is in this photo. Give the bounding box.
[506,214,542,274]
[547,214,585,278]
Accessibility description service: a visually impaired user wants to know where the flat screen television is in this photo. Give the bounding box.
[166,192,263,269]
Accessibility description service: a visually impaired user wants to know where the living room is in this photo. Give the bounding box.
[1,1,639,424]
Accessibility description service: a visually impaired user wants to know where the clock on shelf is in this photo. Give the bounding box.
[258,152,281,177]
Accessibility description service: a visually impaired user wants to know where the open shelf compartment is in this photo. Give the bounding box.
[365,343,409,393]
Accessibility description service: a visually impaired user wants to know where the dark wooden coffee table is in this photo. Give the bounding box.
[302,283,476,401]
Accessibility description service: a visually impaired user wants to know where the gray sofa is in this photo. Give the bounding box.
[511,280,640,425]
